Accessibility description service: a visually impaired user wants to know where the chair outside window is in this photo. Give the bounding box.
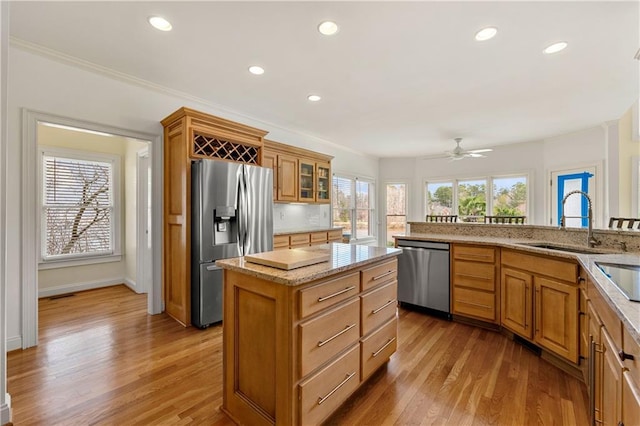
[426,215,458,223]
[608,217,640,230]
[484,216,526,224]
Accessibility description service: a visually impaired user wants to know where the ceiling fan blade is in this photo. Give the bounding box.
[467,148,493,154]
[467,153,487,158]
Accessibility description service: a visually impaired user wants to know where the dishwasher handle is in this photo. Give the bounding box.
[396,239,450,251]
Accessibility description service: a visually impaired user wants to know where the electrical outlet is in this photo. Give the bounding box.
[280,212,285,220]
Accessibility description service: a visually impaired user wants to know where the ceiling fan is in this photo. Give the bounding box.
[443,137,492,160]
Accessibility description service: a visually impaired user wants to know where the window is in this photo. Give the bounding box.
[492,176,527,216]
[425,175,529,222]
[385,183,407,247]
[40,147,121,263]
[332,174,375,242]
[458,179,487,222]
[426,182,453,215]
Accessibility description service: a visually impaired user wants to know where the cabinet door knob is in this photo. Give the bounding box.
[619,350,635,361]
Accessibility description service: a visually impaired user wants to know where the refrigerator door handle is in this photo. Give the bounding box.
[242,166,251,255]
[236,170,245,256]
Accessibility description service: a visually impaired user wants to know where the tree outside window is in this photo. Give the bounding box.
[386,183,406,247]
[458,179,486,222]
[426,182,453,215]
[492,176,527,216]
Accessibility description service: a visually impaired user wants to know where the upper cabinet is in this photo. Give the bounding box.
[264,140,333,204]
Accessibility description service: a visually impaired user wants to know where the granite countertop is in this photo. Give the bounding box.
[274,226,343,236]
[395,232,640,344]
[216,242,401,286]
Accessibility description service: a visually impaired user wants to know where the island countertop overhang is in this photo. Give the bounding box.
[215,243,402,286]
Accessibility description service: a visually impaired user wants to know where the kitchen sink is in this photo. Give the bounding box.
[517,242,611,255]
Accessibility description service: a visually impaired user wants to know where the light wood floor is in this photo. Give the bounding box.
[7,285,588,425]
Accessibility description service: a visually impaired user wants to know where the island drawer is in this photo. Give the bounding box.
[311,231,328,243]
[452,261,495,291]
[274,235,289,250]
[361,317,397,380]
[361,281,397,335]
[299,298,360,377]
[328,229,342,242]
[299,344,360,426]
[361,259,398,292]
[290,233,311,247]
[299,272,359,318]
[452,244,496,263]
[452,287,496,321]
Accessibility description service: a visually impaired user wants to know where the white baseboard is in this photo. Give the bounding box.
[123,277,139,293]
[1,394,11,425]
[38,278,124,299]
[6,336,21,352]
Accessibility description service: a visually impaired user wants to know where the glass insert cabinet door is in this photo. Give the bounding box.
[299,160,315,202]
[316,162,331,203]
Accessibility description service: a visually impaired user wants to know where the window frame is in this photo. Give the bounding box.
[38,146,122,268]
[332,173,376,243]
[384,181,409,247]
[425,173,530,222]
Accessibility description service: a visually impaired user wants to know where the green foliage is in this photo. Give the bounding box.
[492,181,526,215]
[458,183,486,216]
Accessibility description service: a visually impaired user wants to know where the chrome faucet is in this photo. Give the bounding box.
[560,190,601,248]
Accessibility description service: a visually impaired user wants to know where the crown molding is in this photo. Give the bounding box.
[9,37,373,159]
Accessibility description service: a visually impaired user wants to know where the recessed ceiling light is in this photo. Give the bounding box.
[475,27,497,41]
[318,21,339,36]
[543,41,568,54]
[248,66,265,75]
[148,16,172,32]
[307,94,322,102]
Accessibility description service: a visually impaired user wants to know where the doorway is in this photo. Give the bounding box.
[22,110,162,349]
[549,165,598,227]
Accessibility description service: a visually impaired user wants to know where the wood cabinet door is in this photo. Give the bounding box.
[602,329,623,426]
[298,159,315,202]
[277,154,298,202]
[580,287,589,382]
[534,277,578,363]
[501,267,533,339]
[316,162,331,204]
[589,302,604,424]
[622,370,640,426]
[262,149,277,200]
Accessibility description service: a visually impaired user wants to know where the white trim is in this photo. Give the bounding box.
[38,254,122,270]
[22,109,162,349]
[382,180,410,247]
[123,276,137,293]
[38,278,124,299]
[6,337,21,353]
[136,148,150,297]
[632,155,640,217]
[632,99,639,143]
[1,395,11,425]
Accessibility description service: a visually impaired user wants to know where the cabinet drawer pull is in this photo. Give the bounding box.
[619,350,635,361]
[372,270,395,281]
[317,324,356,347]
[457,300,492,310]
[372,337,396,357]
[458,253,491,259]
[317,286,356,302]
[372,299,396,314]
[317,372,356,405]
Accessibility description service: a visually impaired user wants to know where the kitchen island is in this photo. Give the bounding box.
[216,243,401,426]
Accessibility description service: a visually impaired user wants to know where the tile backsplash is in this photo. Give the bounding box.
[273,204,331,231]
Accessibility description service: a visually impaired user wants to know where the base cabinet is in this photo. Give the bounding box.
[500,249,579,363]
[222,258,398,426]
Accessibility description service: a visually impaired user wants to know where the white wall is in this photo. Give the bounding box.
[379,124,621,229]
[5,45,378,348]
[124,139,149,289]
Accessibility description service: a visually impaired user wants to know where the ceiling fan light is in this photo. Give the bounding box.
[543,41,568,54]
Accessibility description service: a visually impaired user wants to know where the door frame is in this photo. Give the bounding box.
[136,147,151,298]
[22,109,163,349]
[546,162,603,228]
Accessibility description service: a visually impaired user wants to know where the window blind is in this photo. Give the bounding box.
[42,155,114,258]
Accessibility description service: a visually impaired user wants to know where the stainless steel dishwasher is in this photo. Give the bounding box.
[396,239,450,315]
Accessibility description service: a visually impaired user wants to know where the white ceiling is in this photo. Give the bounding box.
[8,1,640,158]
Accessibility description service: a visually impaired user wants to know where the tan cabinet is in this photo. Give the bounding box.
[534,276,578,362]
[588,276,640,426]
[501,267,533,339]
[264,140,333,204]
[222,257,399,425]
[451,244,500,323]
[275,228,343,250]
[161,107,267,326]
[500,249,579,363]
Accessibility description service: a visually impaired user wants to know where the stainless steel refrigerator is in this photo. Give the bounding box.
[191,159,273,328]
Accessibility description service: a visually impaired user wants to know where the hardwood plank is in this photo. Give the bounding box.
[7,286,588,425]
